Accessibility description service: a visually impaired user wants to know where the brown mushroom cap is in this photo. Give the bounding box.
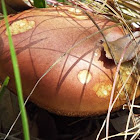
[0,6,140,116]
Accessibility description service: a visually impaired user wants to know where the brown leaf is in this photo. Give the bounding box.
[103,31,140,63]
[0,0,31,14]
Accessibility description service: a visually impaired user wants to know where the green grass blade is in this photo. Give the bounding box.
[0,76,10,100]
[33,0,46,8]
[1,0,30,140]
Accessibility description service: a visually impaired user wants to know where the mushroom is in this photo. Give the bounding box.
[0,6,140,116]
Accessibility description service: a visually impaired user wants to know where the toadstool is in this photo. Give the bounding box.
[0,6,140,116]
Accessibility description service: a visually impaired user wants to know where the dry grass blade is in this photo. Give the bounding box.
[125,77,140,140]
[85,0,140,30]
[118,0,140,13]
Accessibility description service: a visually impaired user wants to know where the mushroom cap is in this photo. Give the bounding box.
[0,6,139,116]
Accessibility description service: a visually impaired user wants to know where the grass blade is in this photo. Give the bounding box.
[0,76,10,100]
[1,0,30,140]
[33,0,46,8]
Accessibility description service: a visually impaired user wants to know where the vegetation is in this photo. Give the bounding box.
[0,0,140,140]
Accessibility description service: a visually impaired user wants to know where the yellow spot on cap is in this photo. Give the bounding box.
[78,70,92,84]
[68,8,83,15]
[94,52,98,56]
[93,83,112,98]
[6,19,35,35]
[68,8,88,20]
